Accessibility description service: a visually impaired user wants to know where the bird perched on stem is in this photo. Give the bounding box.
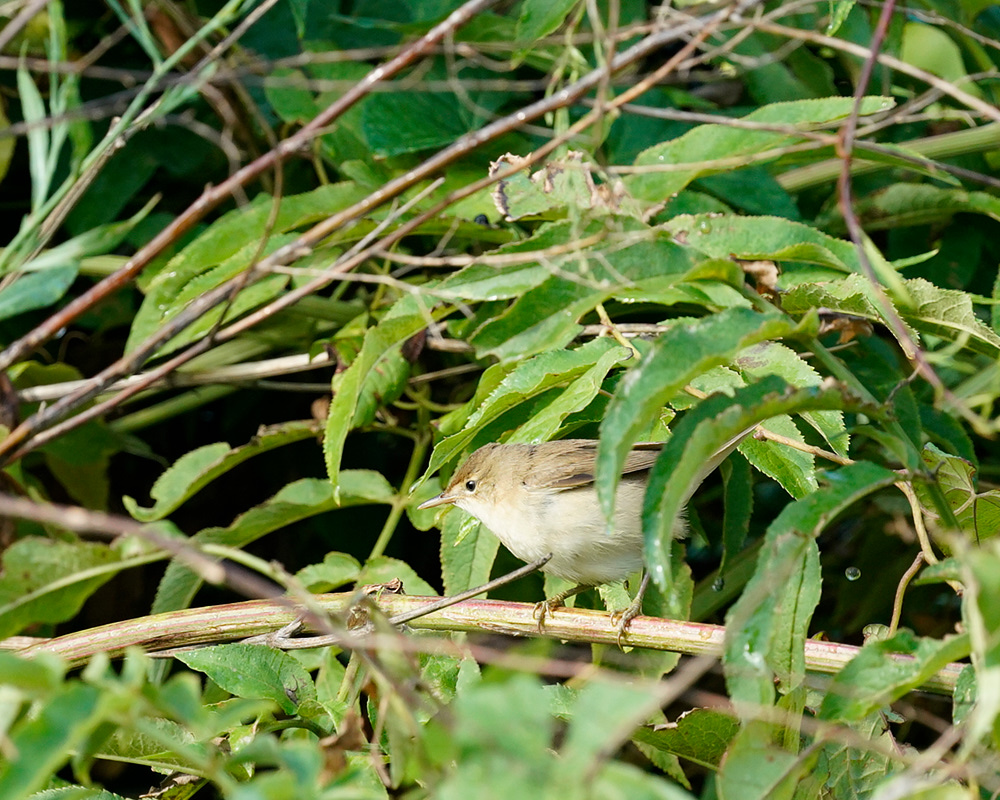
[419,436,744,643]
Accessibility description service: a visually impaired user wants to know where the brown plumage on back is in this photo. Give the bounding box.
[521,440,662,489]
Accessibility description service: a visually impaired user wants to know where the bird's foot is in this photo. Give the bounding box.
[610,596,643,648]
[532,598,563,632]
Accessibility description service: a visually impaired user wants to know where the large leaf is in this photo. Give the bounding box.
[914,443,1000,545]
[627,96,893,201]
[596,307,816,520]
[661,214,861,274]
[422,338,629,480]
[640,379,876,594]
[127,182,369,355]
[324,295,437,495]
[726,461,898,712]
[176,644,317,715]
[818,629,970,722]
[0,537,167,640]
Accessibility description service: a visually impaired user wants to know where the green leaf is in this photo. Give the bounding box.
[818,630,970,721]
[123,421,320,521]
[469,229,697,361]
[440,510,500,595]
[597,307,815,521]
[811,712,896,799]
[510,341,632,443]
[0,538,162,640]
[324,295,435,495]
[726,461,898,712]
[0,683,103,800]
[16,198,157,275]
[716,724,807,800]
[719,455,753,574]
[557,680,654,777]
[958,542,1000,747]
[295,552,362,592]
[127,182,368,355]
[914,443,1000,545]
[363,91,482,157]
[628,96,893,201]
[661,214,860,274]
[176,643,317,714]
[152,474,394,615]
[738,414,817,499]
[0,267,77,322]
[735,342,848,456]
[422,338,628,480]
[821,183,1000,233]
[898,277,1000,358]
[784,275,1000,358]
[901,22,982,99]
[631,708,740,770]
[515,0,580,51]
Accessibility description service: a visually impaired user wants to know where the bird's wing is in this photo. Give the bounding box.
[527,440,663,489]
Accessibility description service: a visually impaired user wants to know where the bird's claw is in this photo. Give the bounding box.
[532,599,562,632]
[610,599,643,648]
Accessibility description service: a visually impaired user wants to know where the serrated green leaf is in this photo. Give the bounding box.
[727,461,898,711]
[898,277,1000,357]
[818,629,970,721]
[661,214,860,273]
[785,274,1000,358]
[597,308,815,521]
[739,414,817,498]
[632,708,740,770]
[628,96,893,201]
[123,421,320,522]
[914,443,1000,544]
[324,295,435,495]
[735,341,848,456]
[423,338,626,480]
[176,643,316,714]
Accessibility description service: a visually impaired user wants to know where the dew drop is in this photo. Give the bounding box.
[712,577,725,592]
[697,219,712,234]
[845,566,861,581]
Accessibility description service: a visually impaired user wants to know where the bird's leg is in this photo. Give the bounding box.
[611,571,651,648]
[533,583,592,632]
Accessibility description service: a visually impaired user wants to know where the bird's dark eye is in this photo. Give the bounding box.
[465,479,477,492]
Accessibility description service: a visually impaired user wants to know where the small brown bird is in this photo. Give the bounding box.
[419,440,680,638]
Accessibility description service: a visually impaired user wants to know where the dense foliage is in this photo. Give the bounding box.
[2,0,1000,797]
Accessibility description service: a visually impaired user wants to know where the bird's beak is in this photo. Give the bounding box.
[417,492,455,510]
